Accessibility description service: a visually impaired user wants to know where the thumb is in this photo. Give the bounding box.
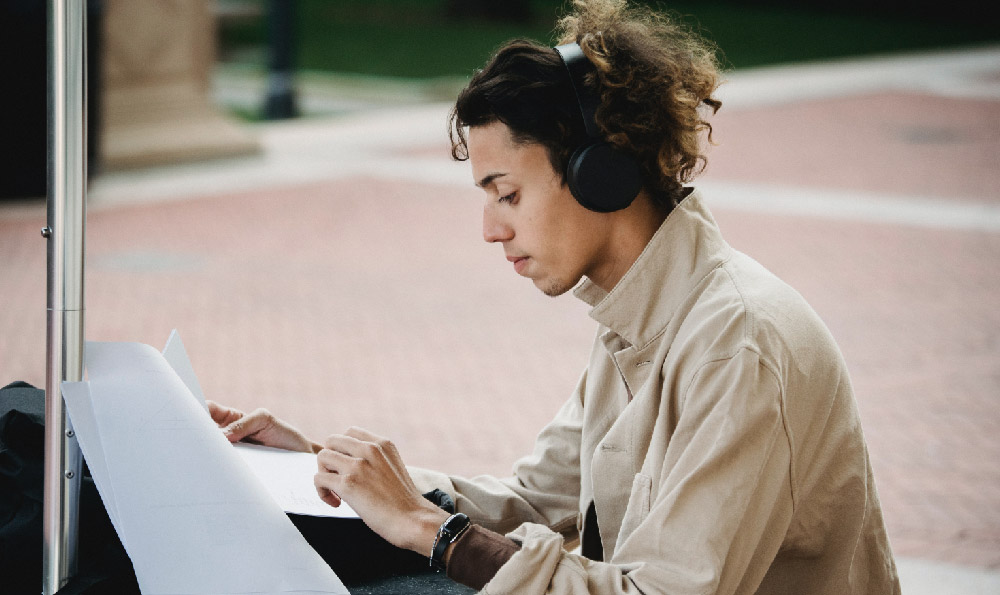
[223,408,271,443]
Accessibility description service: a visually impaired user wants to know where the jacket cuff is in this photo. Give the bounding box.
[481,522,567,594]
[446,524,520,591]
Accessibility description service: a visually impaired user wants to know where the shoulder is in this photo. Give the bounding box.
[672,249,846,382]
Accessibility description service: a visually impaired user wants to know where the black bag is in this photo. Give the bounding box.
[0,381,138,594]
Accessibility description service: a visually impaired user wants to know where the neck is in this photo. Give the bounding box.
[587,191,669,293]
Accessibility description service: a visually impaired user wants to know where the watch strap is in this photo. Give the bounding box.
[430,512,471,570]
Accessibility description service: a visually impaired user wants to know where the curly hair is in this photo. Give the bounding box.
[449,0,723,210]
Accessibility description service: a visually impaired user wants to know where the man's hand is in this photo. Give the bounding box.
[315,427,449,555]
[206,400,322,454]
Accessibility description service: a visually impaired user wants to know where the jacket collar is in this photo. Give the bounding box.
[573,188,732,349]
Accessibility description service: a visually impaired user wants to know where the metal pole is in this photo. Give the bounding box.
[43,0,86,592]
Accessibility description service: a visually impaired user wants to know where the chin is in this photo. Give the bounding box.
[535,277,574,298]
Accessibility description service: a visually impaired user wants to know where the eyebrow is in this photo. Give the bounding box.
[476,172,507,189]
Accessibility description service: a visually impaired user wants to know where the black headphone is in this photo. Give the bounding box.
[554,43,644,213]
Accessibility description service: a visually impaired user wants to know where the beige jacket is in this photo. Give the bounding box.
[413,189,900,594]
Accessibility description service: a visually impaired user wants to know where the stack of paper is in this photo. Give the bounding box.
[62,335,351,594]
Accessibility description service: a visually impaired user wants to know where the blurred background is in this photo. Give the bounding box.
[213,0,998,76]
[1,0,998,592]
[1,0,997,186]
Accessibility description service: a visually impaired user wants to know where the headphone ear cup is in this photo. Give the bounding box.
[566,142,644,213]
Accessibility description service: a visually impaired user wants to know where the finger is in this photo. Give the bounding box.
[342,427,401,463]
[318,487,342,508]
[322,433,374,459]
[316,447,359,475]
[314,475,342,508]
[342,426,385,444]
[206,400,241,426]
[222,408,272,442]
[316,448,368,507]
[314,454,349,508]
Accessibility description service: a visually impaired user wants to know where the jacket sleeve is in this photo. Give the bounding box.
[409,370,587,539]
[481,347,794,595]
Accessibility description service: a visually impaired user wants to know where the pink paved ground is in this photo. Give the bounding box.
[706,91,1000,202]
[2,90,998,569]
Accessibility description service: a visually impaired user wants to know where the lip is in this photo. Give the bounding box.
[506,255,529,275]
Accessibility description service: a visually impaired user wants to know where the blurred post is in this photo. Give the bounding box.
[43,0,87,592]
[100,1,258,169]
[263,0,299,119]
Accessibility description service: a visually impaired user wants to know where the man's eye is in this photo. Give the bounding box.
[498,192,516,204]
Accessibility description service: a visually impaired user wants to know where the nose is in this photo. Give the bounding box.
[482,203,514,243]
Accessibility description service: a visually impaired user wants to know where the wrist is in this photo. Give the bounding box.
[408,505,450,555]
[442,538,458,567]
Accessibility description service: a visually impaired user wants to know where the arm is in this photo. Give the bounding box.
[310,374,588,587]
[482,348,794,594]
[207,373,587,586]
[206,403,472,568]
[408,370,587,538]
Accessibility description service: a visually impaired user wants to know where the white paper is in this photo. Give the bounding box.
[64,340,350,595]
[161,329,206,408]
[160,331,356,519]
[234,443,360,519]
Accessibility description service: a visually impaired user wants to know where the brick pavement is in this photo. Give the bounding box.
[2,47,999,584]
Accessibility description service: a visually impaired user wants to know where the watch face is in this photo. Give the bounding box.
[444,512,469,535]
[444,513,470,538]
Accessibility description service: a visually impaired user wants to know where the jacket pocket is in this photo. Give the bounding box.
[617,472,653,545]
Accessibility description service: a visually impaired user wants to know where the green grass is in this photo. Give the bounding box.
[219,0,998,78]
[674,3,997,69]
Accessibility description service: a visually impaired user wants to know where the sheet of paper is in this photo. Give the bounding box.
[160,330,357,518]
[235,443,360,518]
[64,340,350,595]
[162,328,206,408]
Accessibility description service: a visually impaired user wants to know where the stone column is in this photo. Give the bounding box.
[101,0,258,170]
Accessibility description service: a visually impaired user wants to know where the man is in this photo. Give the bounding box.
[210,1,900,592]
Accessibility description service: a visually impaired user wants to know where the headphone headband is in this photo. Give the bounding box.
[554,43,601,139]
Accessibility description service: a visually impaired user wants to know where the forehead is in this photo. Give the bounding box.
[467,121,547,187]
[468,122,516,165]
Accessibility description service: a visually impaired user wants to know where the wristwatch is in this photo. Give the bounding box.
[430,512,471,571]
